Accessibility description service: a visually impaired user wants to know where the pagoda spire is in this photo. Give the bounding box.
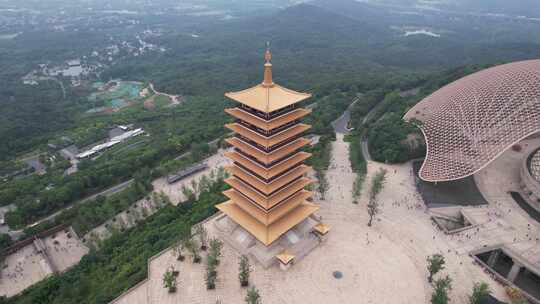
[262,42,274,87]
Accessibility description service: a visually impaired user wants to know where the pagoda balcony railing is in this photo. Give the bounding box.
[235,147,299,169]
[227,137,311,166]
[236,134,268,152]
[240,104,268,119]
[224,188,311,226]
[229,162,309,191]
[236,133,303,153]
[230,123,307,150]
[227,107,311,132]
[266,175,305,196]
[269,133,304,151]
[240,103,298,120]
[234,159,303,183]
[238,119,300,137]
[225,175,311,209]
[269,104,298,119]
[234,172,305,197]
[226,186,309,215]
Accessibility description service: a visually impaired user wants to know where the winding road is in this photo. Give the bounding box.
[27,179,134,229]
[332,98,358,134]
[330,94,373,161]
[149,83,181,105]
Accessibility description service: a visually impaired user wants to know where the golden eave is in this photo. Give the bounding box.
[217,48,319,248]
[225,107,312,131]
[226,164,311,195]
[276,250,295,265]
[223,188,311,225]
[225,84,311,113]
[313,223,330,235]
[216,200,319,246]
[225,123,311,149]
[226,137,310,165]
[225,176,312,209]
[225,151,311,179]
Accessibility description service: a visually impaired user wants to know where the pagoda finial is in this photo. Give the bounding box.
[263,42,274,87]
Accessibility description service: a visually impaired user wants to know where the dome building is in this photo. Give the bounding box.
[404,60,540,182]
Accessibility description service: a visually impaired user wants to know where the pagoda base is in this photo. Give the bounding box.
[213,213,324,269]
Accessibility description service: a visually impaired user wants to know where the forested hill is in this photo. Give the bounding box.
[101,2,394,96]
[438,0,540,18]
[3,0,540,160]
[104,0,540,96]
[363,0,540,18]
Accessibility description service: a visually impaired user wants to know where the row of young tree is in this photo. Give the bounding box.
[162,223,261,303]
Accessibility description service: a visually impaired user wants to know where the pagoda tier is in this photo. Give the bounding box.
[225,107,311,131]
[225,137,311,165]
[225,122,311,149]
[216,48,318,246]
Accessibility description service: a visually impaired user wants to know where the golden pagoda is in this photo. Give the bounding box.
[216,47,319,246]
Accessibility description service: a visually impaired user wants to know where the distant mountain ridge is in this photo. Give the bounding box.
[363,0,540,18]
[102,0,540,97]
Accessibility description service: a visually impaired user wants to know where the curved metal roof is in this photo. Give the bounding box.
[404,60,540,182]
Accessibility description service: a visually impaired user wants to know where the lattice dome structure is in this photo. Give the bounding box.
[531,149,540,183]
[404,60,540,182]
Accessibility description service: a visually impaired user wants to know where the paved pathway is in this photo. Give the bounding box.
[112,135,430,304]
[110,99,535,304]
[27,179,134,228]
[149,83,181,105]
[331,98,357,134]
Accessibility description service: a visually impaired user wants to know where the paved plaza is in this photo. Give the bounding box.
[111,134,540,304]
[0,228,88,297]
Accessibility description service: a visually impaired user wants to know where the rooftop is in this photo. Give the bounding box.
[275,250,295,265]
[225,48,311,113]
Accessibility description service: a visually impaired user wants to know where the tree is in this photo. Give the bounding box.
[186,239,201,263]
[427,254,446,283]
[505,286,528,304]
[431,275,452,304]
[173,237,187,261]
[205,263,217,290]
[204,238,223,290]
[190,180,199,198]
[181,185,195,202]
[0,233,12,251]
[352,173,364,204]
[192,142,210,159]
[163,268,177,293]
[469,282,490,304]
[245,286,261,304]
[239,255,252,287]
[158,191,171,206]
[367,168,386,226]
[209,238,223,265]
[205,239,222,290]
[196,225,208,251]
[315,170,329,200]
[199,175,211,193]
